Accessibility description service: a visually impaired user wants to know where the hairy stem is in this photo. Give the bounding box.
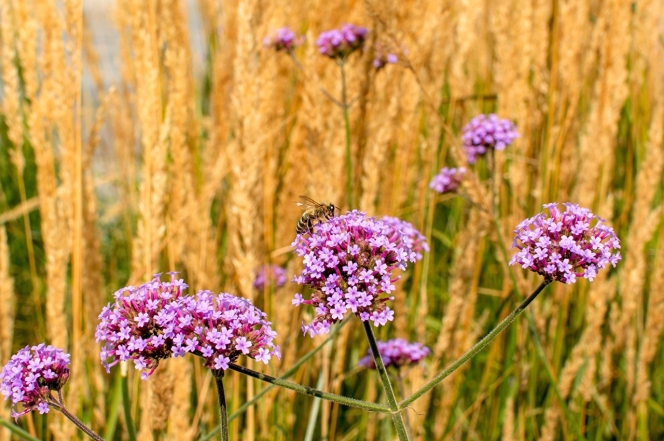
[490,214,587,441]
[400,280,551,408]
[213,371,229,441]
[362,321,410,441]
[228,363,390,413]
[395,372,413,439]
[51,392,105,441]
[198,319,351,441]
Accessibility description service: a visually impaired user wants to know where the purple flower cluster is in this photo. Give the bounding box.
[429,167,466,194]
[379,216,429,261]
[96,273,187,378]
[509,203,621,284]
[358,338,430,369]
[253,264,288,291]
[316,24,368,60]
[96,273,279,378]
[263,27,303,53]
[173,291,280,370]
[291,211,414,337]
[0,345,70,419]
[462,114,519,163]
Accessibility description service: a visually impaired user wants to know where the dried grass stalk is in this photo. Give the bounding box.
[0,226,13,439]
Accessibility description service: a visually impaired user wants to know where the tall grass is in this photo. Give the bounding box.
[1,0,663,439]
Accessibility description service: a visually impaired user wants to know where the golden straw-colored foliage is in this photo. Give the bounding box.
[0,0,663,439]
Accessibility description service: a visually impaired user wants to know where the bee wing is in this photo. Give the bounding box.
[297,195,325,209]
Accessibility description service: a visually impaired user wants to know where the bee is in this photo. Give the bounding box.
[296,195,338,235]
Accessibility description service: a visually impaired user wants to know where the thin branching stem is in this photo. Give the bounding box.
[489,210,588,441]
[50,392,104,441]
[198,319,352,441]
[362,321,410,441]
[399,279,551,409]
[213,371,229,441]
[228,362,390,413]
[395,372,413,439]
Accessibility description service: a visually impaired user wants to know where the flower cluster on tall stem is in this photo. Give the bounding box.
[429,167,466,194]
[175,290,280,370]
[316,24,368,60]
[359,338,430,370]
[509,203,621,283]
[263,27,303,53]
[0,344,70,418]
[96,273,188,379]
[379,216,429,261]
[96,273,280,378]
[462,113,519,163]
[292,211,414,336]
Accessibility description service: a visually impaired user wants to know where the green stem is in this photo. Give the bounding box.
[0,417,41,441]
[340,61,353,209]
[227,363,390,413]
[213,371,229,441]
[362,321,410,441]
[490,212,588,441]
[199,318,351,441]
[395,373,413,439]
[51,392,105,441]
[57,405,105,441]
[399,279,551,409]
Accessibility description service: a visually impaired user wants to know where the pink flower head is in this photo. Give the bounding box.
[462,114,519,163]
[96,273,188,379]
[429,167,466,194]
[0,345,70,419]
[173,290,280,370]
[253,264,288,291]
[291,211,413,337]
[316,23,368,60]
[509,203,621,284]
[358,338,430,369]
[379,216,429,261]
[263,27,303,53]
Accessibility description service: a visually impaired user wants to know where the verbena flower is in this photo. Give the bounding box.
[316,24,368,60]
[429,167,466,194]
[358,338,430,369]
[462,114,519,163]
[509,203,622,284]
[96,273,188,379]
[291,211,412,337]
[0,344,70,419]
[253,264,288,291]
[174,290,280,370]
[263,27,303,53]
[379,216,429,261]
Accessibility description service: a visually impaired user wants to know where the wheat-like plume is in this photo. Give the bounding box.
[167,357,196,440]
[574,0,629,209]
[129,0,168,280]
[627,71,664,408]
[0,226,15,441]
[502,396,516,441]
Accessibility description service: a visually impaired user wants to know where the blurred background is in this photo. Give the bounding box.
[0,0,663,439]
